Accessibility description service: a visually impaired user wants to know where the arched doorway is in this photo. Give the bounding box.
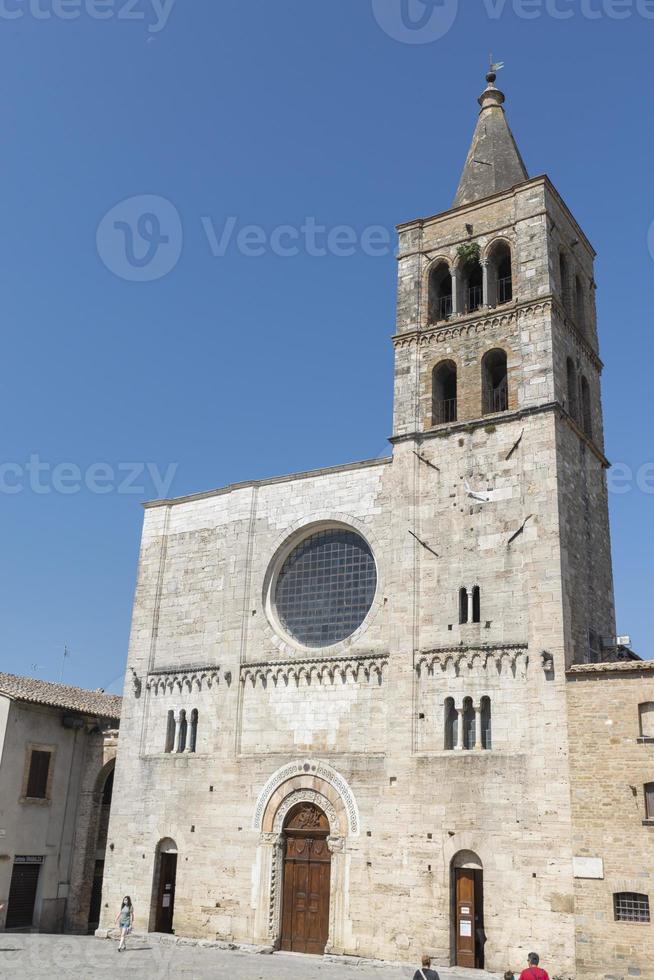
[152,838,178,934]
[87,764,115,932]
[280,803,331,954]
[451,850,485,969]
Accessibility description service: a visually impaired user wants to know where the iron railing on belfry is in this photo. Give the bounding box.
[433,398,457,425]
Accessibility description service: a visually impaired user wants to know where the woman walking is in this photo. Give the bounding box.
[115,895,134,952]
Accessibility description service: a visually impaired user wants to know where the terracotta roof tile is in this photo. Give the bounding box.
[0,672,121,719]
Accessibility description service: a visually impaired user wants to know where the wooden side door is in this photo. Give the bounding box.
[6,863,41,929]
[455,869,476,968]
[155,852,177,934]
[280,805,331,954]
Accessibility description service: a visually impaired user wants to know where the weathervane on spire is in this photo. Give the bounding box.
[487,54,505,84]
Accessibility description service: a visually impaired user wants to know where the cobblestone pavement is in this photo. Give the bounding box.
[0,935,502,980]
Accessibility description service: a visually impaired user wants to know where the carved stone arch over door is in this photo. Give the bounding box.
[251,761,358,955]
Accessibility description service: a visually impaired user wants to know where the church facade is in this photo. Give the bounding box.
[100,73,649,977]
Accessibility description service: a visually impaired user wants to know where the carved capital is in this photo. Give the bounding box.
[327,836,345,854]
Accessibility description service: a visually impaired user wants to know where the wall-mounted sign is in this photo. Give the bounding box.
[15,855,45,865]
[460,921,472,937]
[573,856,604,880]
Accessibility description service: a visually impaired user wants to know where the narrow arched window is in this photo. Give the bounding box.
[463,697,476,750]
[481,696,492,750]
[472,586,481,624]
[559,252,570,310]
[482,349,508,415]
[165,710,175,754]
[432,360,457,425]
[428,261,453,323]
[575,275,585,331]
[581,376,592,438]
[444,697,458,751]
[189,709,199,754]
[487,241,513,307]
[566,357,579,421]
[176,710,187,754]
[459,587,468,625]
[462,257,483,313]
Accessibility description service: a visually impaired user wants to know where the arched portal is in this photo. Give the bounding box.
[451,850,485,969]
[86,761,115,932]
[280,803,331,954]
[151,837,178,935]
[252,760,357,955]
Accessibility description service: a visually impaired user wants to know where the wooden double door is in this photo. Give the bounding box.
[280,804,331,955]
[454,868,485,969]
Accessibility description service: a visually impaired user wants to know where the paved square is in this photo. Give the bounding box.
[0,936,501,980]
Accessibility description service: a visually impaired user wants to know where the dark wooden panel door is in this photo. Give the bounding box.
[155,852,177,934]
[455,869,476,968]
[281,805,331,954]
[6,863,41,929]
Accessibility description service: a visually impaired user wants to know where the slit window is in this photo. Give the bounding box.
[165,710,176,754]
[463,698,475,750]
[444,698,458,751]
[177,709,187,753]
[481,697,492,750]
[189,709,199,754]
[472,586,481,624]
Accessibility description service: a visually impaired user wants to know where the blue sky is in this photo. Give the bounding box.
[1,0,652,692]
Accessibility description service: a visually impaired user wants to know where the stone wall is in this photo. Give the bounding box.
[567,663,654,980]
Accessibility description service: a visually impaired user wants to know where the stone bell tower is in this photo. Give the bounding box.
[390,68,616,669]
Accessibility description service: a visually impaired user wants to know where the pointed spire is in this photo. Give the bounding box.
[453,68,528,208]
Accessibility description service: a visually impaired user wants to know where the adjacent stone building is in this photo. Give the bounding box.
[100,71,652,977]
[0,673,120,934]
[567,661,654,980]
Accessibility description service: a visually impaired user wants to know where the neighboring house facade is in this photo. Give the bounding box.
[100,71,651,977]
[567,661,654,980]
[0,673,120,934]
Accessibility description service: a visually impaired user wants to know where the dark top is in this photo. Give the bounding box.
[413,971,440,980]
